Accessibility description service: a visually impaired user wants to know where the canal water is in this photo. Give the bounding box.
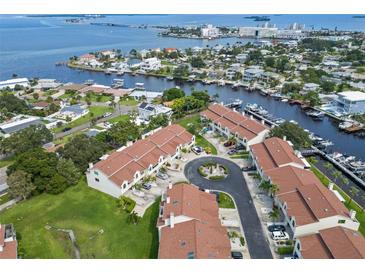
[1,15,365,161]
[50,66,365,162]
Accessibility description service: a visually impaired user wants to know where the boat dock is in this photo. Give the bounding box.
[309,146,365,190]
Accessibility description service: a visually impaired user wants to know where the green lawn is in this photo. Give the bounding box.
[0,193,12,205]
[119,97,139,106]
[108,114,130,124]
[177,115,217,155]
[53,106,114,133]
[83,94,112,103]
[311,166,365,236]
[0,179,160,258]
[230,151,249,159]
[0,157,14,168]
[218,192,235,209]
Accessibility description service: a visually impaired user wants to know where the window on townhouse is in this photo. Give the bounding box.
[95,178,99,182]
[338,220,346,224]
[94,171,99,176]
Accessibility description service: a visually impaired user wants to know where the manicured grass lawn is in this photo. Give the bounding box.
[311,166,365,236]
[230,151,249,159]
[83,94,112,103]
[0,158,14,168]
[218,192,235,209]
[0,193,12,205]
[119,97,139,106]
[53,106,114,133]
[0,179,160,258]
[108,114,130,124]
[177,115,217,155]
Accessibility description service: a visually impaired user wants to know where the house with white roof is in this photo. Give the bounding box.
[0,78,30,90]
[336,91,365,114]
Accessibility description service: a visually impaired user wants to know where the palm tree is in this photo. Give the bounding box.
[324,162,334,172]
[332,170,342,183]
[348,187,360,205]
[259,180,271,192]
[340,176,349,186]
[127,211,141,225]
[269,208,280,223]
[270,184,280,197]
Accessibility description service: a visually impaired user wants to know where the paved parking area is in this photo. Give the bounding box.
[184,156,273,259]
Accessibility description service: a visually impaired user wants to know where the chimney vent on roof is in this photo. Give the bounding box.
[250,115,253,120]
[170,212,175,228]
[283,136,287,141]
[350,209,357,220]
[328,183,334,191]
[89,163,94,169]
[168,183,172,189]
[166,197,170,204]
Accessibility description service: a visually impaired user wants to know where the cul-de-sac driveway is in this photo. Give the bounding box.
[184,156,273,259]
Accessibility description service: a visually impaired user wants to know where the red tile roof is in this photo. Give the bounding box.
[0,224,17,259]
[278,185,349,227]
[250,137,305,172]
[158,184,231,259]
[201,104,267,141]
[93,124,193,186]
[298,227,365,259]
[266,166,321,195]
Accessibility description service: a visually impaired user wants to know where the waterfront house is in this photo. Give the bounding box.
[129,90,163,102]
[293,226,365,259]
[157,183,231,259]
[57,104,89,121]
[249,137,309,177]
[0,224,17,259]
[0,115,42,138]
[336,91,365,114]
[267,168,359,237]
[140,57,161,71]
[86,124,195,198]
[0,78,30,90]
[201,103,269,150]
[138,102,172,122]
[78,53,96,64]
[243,67,264,82]
[33,79,61,90]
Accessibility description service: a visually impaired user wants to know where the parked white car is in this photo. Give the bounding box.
[271,231,289,241]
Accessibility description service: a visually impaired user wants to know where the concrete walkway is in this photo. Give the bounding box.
[184,156,273,259]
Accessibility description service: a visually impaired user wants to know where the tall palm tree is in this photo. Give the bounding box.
[270,184,280,197]
[324,162,334,172]
[269,208,280,223]
[332,170,342,183]
[348,187,360,205]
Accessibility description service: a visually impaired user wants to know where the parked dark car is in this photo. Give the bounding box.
[231,251,243,259]
[62,127,72,132]
[227,149,237,155]
[268,224,286,232]
[142,183,152,190]
[235,144,245,150]
[241,166,256,172]
[224,140,235,147]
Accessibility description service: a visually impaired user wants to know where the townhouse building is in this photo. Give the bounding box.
[86,124,194,198]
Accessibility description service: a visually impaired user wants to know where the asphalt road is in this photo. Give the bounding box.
[54,105,136,139]
[184,156,273,259]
